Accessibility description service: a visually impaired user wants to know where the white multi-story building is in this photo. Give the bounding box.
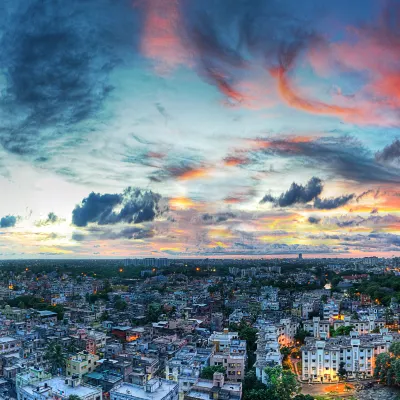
[275,318,300,347]
[110,380,178,400]
[333,315,385,335]
[301,330,399,383]
[303,317,330,339]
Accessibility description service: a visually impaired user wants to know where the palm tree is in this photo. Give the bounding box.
[45,344,65,374]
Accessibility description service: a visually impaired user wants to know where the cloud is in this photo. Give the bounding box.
[72,226,154,241]
[34,212,61,227]
[0,0,134,155]
[261,177,323,207]
[72,187,164,227]
[252,136,400,184]
[198,212,236,225]
[0,215,17,228]
[375,139,400,166]
[149,160,211,182]
[308,216,321,224]
[314,194,354,210]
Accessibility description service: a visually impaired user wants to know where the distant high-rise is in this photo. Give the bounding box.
[298,253,303,260]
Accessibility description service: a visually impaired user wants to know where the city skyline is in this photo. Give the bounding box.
[0,0,400,258]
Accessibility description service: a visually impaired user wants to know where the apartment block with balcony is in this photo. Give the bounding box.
[301,330,399,383]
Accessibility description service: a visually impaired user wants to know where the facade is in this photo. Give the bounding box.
[67,351,99,378]
[208,330,246,382]
[303,317,330,339]
[301,330,399,383]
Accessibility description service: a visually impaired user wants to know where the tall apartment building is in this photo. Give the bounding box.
[301,330,399,383]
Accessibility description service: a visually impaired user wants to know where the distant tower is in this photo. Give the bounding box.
[298,253,303,260]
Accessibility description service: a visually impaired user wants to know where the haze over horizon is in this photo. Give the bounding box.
[0,0,399,259]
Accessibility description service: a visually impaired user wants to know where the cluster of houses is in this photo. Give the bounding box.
[0,259,399,400]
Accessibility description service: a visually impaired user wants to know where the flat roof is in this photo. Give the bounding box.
[21,377,100,398]
[0,337,18,343]
[111,381,177,400]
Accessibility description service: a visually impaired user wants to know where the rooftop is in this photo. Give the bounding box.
[111,381,177,400]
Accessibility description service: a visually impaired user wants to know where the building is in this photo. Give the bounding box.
[303,317,330,339]
[17,374,102,400]
[110,379,178,400]
[208,330,246,382]
[0,336,21,355]
[184,372,242,400]
[323,300,339,320]
[66,351,99,378]
[301,330,399,383]
[255,325,282,384]
[165,346,212,399]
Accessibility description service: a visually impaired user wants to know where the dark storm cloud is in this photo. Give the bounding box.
[261,177,323,207]
[375,139,400,165]
[308,216,321,224]
[314,194,354,210]
[254,136,400,184]
[173,0,314,102]
[72,188,163,227]
[0,0,136,155]
[0,215,17,228]
[73,226,154,241]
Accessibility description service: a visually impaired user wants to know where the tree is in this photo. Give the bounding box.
[45,344,65,374]
[100,311,110,321]
[200,366,226,379]
[263,366,300,400]
[68,395,81,400]
[337,362,347,381]
[294,328,310,345]
[114,299,127,311]
[374,343,400,386]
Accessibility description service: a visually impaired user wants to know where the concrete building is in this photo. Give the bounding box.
[208,330,246,382]
[184,372,241,400]
[110,379,178,400]
[66,351,99,378]
[303,317,330,339]
[17,374,102,400]
[255,324,282,384]
[301,330,399,383]
[165,346,212,399]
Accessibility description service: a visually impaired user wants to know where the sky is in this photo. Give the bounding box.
[0,0,399,259]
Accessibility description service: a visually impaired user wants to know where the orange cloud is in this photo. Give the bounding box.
[177,167,211,181]
[271,66,360,119]
[139,0,190,72]
[169,197,197,210]
[224,155,249,167]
